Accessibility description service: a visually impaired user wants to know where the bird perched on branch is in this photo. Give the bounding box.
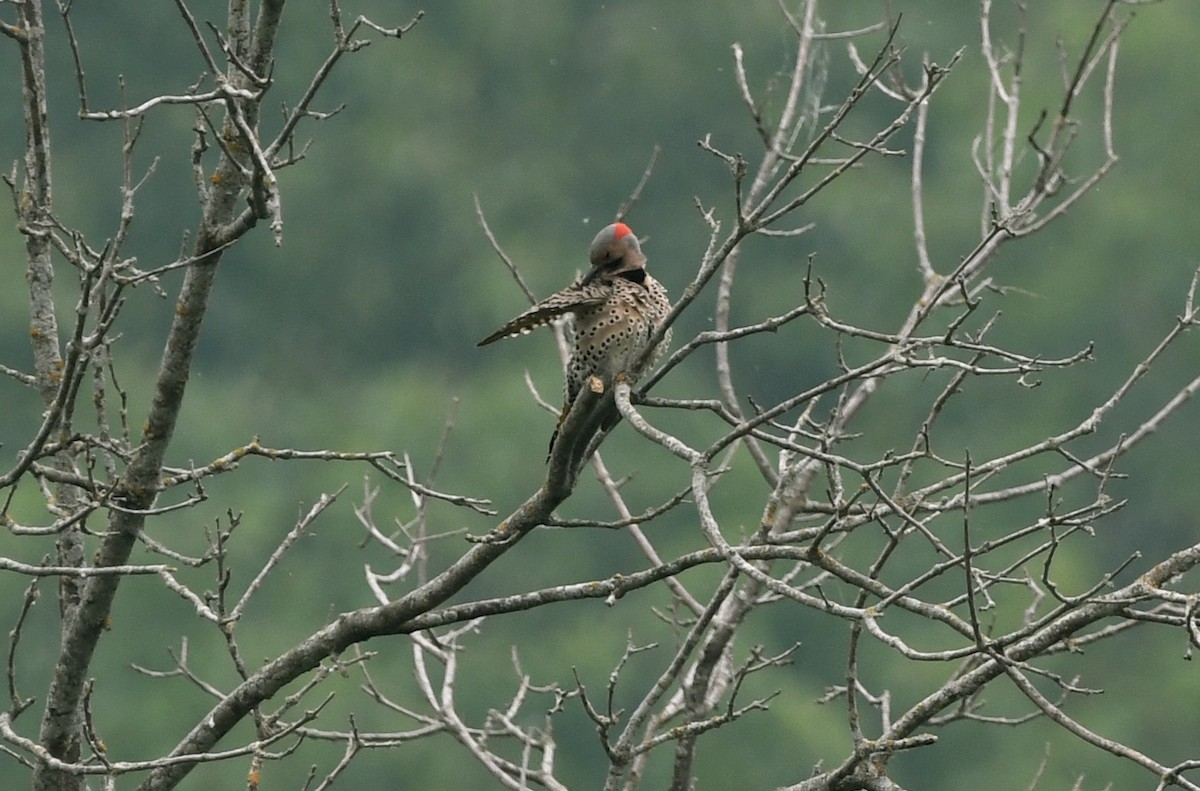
[478,222,672,456]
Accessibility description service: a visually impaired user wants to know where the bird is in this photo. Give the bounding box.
[478,222,672,457]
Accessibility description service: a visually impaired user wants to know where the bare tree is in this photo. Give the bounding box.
[2,1,1197,790]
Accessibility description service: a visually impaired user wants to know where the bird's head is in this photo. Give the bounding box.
[585,222,648,284]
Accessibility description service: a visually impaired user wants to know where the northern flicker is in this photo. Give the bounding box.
[478,222,672,455]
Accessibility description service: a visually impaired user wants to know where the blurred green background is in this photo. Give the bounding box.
[1,1,1198,788]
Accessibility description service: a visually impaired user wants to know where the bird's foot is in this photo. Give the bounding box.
[588,375,605,394]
